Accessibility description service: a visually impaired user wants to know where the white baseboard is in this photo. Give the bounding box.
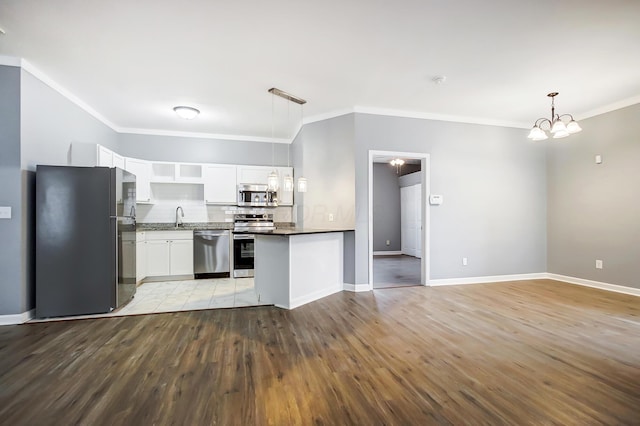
[373,251,402,256]
[343,283,372,292]
[547,273,640,297]
[429,273,548,287]
[285,285,343,310]
[0,309,35,326]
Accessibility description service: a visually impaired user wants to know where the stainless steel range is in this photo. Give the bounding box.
[233,214,274,278]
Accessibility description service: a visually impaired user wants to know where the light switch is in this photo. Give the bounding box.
[0,206,11,219]
[429,194,443,205]
[595,155,602,164]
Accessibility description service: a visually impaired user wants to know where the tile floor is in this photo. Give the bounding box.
[118,277,269,316]
[30,277,269,323]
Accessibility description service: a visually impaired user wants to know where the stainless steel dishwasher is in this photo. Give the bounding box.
[193,230,230,279]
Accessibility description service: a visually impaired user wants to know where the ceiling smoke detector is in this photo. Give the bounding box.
[432,75,447,84]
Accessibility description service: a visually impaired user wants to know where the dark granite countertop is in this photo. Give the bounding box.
[137,222,295,231]
[234,228,354,236]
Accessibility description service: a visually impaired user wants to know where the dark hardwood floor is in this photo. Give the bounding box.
[373,254,421,288]
[1,279,639,425]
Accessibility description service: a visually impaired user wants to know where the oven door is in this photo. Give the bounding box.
[233,234,255,278]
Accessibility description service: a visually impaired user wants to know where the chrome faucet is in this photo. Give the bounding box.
[175,206,184,228]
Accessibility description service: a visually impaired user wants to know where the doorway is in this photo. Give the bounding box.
[368,151,430,289]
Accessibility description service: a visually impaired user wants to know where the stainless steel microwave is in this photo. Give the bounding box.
[237,184,278,207]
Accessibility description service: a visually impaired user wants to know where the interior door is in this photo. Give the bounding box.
[401,184,421,258]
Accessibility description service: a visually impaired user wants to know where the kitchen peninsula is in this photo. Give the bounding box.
[249,229,354,309]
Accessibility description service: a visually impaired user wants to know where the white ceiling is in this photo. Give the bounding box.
[1,0,639,142]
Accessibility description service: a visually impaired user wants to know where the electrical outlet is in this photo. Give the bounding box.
[462,257,468,266]
[386,240,390,246]
[595,259,603,269]
[328,213,334,222]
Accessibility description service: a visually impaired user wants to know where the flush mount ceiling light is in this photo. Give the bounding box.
[527,92,582,141]
[173,106,200,120]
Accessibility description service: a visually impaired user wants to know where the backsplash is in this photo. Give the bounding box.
[135,183,293,223]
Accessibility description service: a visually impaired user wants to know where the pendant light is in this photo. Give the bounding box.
[296,100,307,193]
[267,91,279,191]
[268,88,308,193]
[283,99,294,193]
[527,92,582,141]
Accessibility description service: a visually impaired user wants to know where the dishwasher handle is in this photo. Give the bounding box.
[194,230,230,238]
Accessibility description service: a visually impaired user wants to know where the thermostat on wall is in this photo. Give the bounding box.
[429,194,443,205]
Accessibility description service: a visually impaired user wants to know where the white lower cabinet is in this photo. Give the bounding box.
[144,231,194,277]
[136,232,147,282]
[168,240,194,275]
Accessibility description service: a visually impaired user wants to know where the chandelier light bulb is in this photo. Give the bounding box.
[566,120,582,134]
[551,120,567,134]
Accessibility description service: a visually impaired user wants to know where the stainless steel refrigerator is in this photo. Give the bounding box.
[36,165,137,318]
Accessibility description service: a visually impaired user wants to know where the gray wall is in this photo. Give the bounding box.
[3,68,121,316]
[291,114,355,229]
[354,113,548,284]
[372,163,401,251]
[547,103,640,289]
[20,70,119,171]
[0,65,23,316]
[118,133,290,166]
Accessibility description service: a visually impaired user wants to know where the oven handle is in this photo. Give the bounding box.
[233,234,255,240]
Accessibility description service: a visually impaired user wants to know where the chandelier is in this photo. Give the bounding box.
[527,92,582,141]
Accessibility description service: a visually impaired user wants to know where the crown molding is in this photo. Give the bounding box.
[119,127,291,144]
[6,55,639,142]
[19,58,120,130]
[576,94,640,121]
[353,106,530,129]
[303,108,356,125]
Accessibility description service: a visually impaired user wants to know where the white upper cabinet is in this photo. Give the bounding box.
[71,143,126,169]
[71,143,118,167]
[112,153,125,169]
[97,145,113,167]
[70,143,294,206]
[236,166,272,185]
[204,165,237,204]
[125,158,152,203]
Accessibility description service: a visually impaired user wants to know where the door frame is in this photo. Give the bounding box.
[368,150,431,289]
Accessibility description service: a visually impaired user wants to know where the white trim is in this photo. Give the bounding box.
[343,283,372,292]
[0,55,22,66]
[0,309,35,326]
[373,250,402,256]
[368,150,431,288]
[547,273,640,297]
[303,108,355,126]
[354,106,529,129]
[118,127,291,144]
[7,55,639,144]
[430,273,548,286]
[20,59,120,130]
[288,285,343,310]
[576,95,640,121]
